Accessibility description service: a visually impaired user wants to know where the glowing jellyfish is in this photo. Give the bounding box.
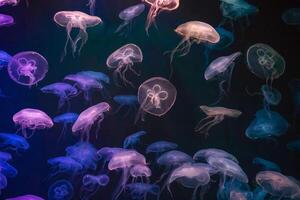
[106,44,143,87]
[0,132,30,151]
[81,174,110,200]
[287,139,300,152]
[0,0,18,7]
[261,85,282,109]
[0,14,14,27]
[0,50,11,69]
[123,131,147,149]
[53,112,79,139]
[97,147,125,170]
[247,43,285,85]
[115,4,145,35]
[217,176,251,200]
[72,102,110,141]
[6,195,44,200]
[77,71,110,84]
[54,11,102,59]
[125,183,160,200]
[230,190,253,200]
[193,148,238,163]
[48,156,83,177]
[0,160,18,178]
[253,157,281,172]
[13,108,53,138]
[0,173,7,194]
[0,151,12,161]
[146,141,178,155]
[282,8,300,25]
[130,164,152,183]
[8,51,48,86]
[195,105,242,136]
[136,77,177,122]
[48,179,73,200]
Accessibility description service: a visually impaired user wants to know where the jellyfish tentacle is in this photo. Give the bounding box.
[145,5,160,34]
[87,0,96,15]
[129,65,141,76]
[115,21,130,34]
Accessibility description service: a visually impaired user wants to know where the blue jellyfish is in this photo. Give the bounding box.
[0,50,11,70]
[48,179,73,200]
[125,183,160,200]
[0,173,7,194]
[48,156,83,177]
[0,151,12,161]
[113,95,138,117]
[253,157,281,172]
[81,174,110,200]
[252,186,268,200]
[53,112,79,140]
[261,85,282,109]
[0,133,30,152]
[282,8,300,25]
[96,147,125,170]
[123,131,147,149]
[0,160,18,178]
[287,139,300,152]
[145,141,178,156]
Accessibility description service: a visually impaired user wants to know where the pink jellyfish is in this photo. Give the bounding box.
[0,0,18,7]
[106,44,143,87]
[13,108,53,138]
[54,11,102,60]
[7,51,48,86]
[72,102,110,141]
[144,0,180,34]
[0,14,14,27]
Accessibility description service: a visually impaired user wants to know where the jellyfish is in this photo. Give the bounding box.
[0,173,7,194]
[252,186,268,200]
[108,150,146,200]
[245,109,289,140]
[146,141,178,156]
[0,14,14,27]
[113,95,138,116]
[247,43,285,86]
[77,71,110,84]
[13,108,53,138]
[72,102,110,141]
[41,83,79,110]
[282,8,300,25]
[144,0,180,34]
[253,157,281,172]
[125,183,160,200]
[123,131,147,149]
[193,148,238,163]
[87,0,96,15]
[53,113,79,139]
[130,164,152,183]
[195,105,242,136]
[48,179,73,200]
[115,4,145,35]
[0,133,30,152]
[81,174,110,200]
[96,147,125,170]
[6,195,44,200]
[135,77,177,122]
[204,52,242,104]
[106,43,143,87]
[0,0,18,7]
[287,139,300,152]
[217,177,251,200]
[0,50,12,69]
[0,151,12,162]
[0,160,18,178]
[261,85,282,110]
[229,190,253,200]
[54,11,102,60]
[7,51,48,86]
[47,156,83,177]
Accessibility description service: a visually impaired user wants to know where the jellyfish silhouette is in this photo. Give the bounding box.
[113,95,138,117]
[0,14,14,27]
[81,174,109,200]
[123,131,147,149]
[77,71,110,84]
[6,194,44,200]
[0,0,18,7]
[96,147,125,170]
[0,132,30,152]
[146,141,178,156]
[54,11,102,60]
[8,51,48,86]
[53,112,79,140]
[130,164,152,183]
[48,156,83,177]
[253,157,281,172]
[48,179,73,200]
[193,148,238,163]
[135,77,177,122]
[106,43,143,87]
[0,50,11,69]
[125,183,160,200]
[282,8,300,25]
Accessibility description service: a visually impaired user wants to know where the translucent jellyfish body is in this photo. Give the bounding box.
[0,14,14,27]
[13,108,53,138]
[97,147,124,169]
[282,8,300,25]
[195,105,242,135]
[54,11,102,59]
[229,190,253,200]
[48,156,83,176]
[193,148,238,163]
[0,151,12,161]
[53,112,79,139]
[136,77,177,122]
[146,141,178,155]
[72,102,110,141]
[81,174,110,200]
[123,130,147,149]
[6,195,44,200]
[0,0,18,7]
[48,179,73,200]
[130,164,152,183]
[125,183,160,200]
[0,132,30,151]
[8,51,48,86]
[253,157,281,172]
[0,50,12,69]
[106,43,143,87]
[77,71,110,84]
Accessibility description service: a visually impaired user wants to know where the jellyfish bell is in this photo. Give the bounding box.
[0,50,12,69]
[0,0,18,7]
[48,179,74,200]
[77,71,110,84]
[81,174,110,200]
[47,156,83,177]
[130,164,152,182]
[253,157,281,172]
[193,148,238,163]
[6,194,45,200]
[0,14,14,27]
[0,151,12,161]
[123,131,147,149]
[125,183,160,200]
[146,141,178,155]
[0,132,30,151]
[282,8,300,25]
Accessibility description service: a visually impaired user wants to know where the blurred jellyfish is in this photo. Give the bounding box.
[78,71,110,85]
[130,164,152,183]
[195,105,242,136]
[252,186,268,200]
[125,183,160,200]
[0,50,11,69]
[96,147,125,170]
[144,0,180,34]
[113,95,138,117]
[245,109,289,140]
[0,14,14,27]
[218,179,252,200]
[81,174,110,200]
[289,79,300,119]
[287,139,300,152]
[41,83,79,110]
[146,141,178,156]
[8,51,48,86]
[193,148,238,163]
[48,179,73,200]
[0,160,18,178]
[253,157,281,172]
[123,131,147,149]
[13,108,53,138]
[106,44,143,87]
[0,173,7,194]
[53,112,79,139]
[6,194,44,200]
[115,4,145,35]
[0,0,18,7]
[48,156,83,177]
[72,102,110,141]
[136,77,177,122]
[54,11,102,60]
[261,85,282,109]
[282,8,300,25]
[87,0,96,15]
[0,133,30,151]
[230,190,253,200]
[247,43,285,86]
[0,151,12,161]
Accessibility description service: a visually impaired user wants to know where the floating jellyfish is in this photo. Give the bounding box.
[81,174,110,200]
[77,71,110,84]
[0,50,11,69]
[41,83,79,109]
[115,4,145,35]
[146,141,178,155]
[0,0,18,7]
[136,77,177,122]
[247,43,285,86]
[72,102,110,141]
[6,195,44,200]
[229,190,253,200]
[195,105,242,136]
[217,178,252,200]
[123,131,147,149]
[0,133,30,151]
[261,85,282,109]
[144,0,180,33]
[0,14,14,27]
[125,183,160,200]
[0,151,12,161]
[130,164,152,183]
[48,156,83,177]
[87,0,96,15]
[252,186,268,200]
[13,108,53,138]
[0,160,18,178]
[287,139,300,152]
[106,43,143,87]
[113,95,138,116]
[54,11,102,59]
[48,179,73,200]
[8,51,48,86]
[193,148,238,163]
[53,113,79,139]
[0,173,7,194]
[253,157,281,172]
[245,109,289,140]
[96,147,125,169]
[282,8,300,25]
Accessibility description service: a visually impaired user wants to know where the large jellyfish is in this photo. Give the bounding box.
[106,43,143,87]
[146,141,178,155]
[13,108,53,138]
[0,50,11,69]
[7,51,48,86]
[0,14,14,27]
[48,179,73,200]
[136,77,177,122]
[124,183,160,200]
[54,11,102,60]
[81,174,110,200]
[0,0,18,7]
[194,105,242,136]
[0,133,30,151]
[113,95,138,117]
[72,102,110,141]
[0,160,18,178]
[48,156,83,177]
[130,164,152,183]
[40,83,79,109]
[6,195,44,200]
[193,148,238,163]
[282,8,300,25]
[123,130,147,149]
[253,157,281,172]
[96,147,125,170]
[53,112,79,139]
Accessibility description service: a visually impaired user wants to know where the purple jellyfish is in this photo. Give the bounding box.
[123,130,147,149]
[130,164,152,183]
[6,195,44,200]
[0,160,18,178]
[53,112,79,140]
[77,71,110,84]
[72,102,110,141]
[96,147,125,170]
[0,0,18,7]
[125,183,160,200]
[0,151,12,161]
[146,141,178,156]
[193,148,238,163]
[48,179,73,200]
[13,108,53,138]
[106,43,143,87]
[81,174,110,200]
[0,14,14,27]
[7,51,48,86]
[48,156,83,177]
[135,77,177,122]
[0,50,12,69]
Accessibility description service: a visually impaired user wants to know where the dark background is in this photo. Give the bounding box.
[0,0,300,199]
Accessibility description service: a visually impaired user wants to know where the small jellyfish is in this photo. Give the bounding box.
[287,139,300,152]
[0,173,7,194]
[125,183,160,200]
[113,95,138,117]
[48,156,83,177]
[253,157,281,172]
[96,147,125,170]
[0,50,12,69]
[130,164,152,183]
[72,102,110,141]
[146,141,178,155]
[77,71,110,84]
[136,77,177,122]
[282,8,300,25]
[41,83,79,110]
[0,14,14,27]
[54,11,102,60]
[53,112,79,139]
[48,179,73,200]
[106,44,143,87]
[193,148,238,163]
[0,151,12,161]
[0,0,18,7]
[261,85,282,109]
[123,131,147,149]
[7,51,48,86]
[6,195,44,200]
[195,105,242,136]
[81,174,110,200]
[0,132,30,152]
[0,160,18,178]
